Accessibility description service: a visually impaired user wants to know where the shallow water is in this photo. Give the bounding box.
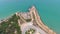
[0,0,60,34]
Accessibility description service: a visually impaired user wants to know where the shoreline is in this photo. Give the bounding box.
[0,6,56,34]
[29,6,56,34]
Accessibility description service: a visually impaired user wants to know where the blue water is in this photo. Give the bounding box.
[0,0,60,34]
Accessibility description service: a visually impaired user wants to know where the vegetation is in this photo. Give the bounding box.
[0,14,22,34]
[25,19,31,22]
[25,29,35,34]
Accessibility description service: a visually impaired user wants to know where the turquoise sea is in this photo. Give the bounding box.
[0,0,60,34]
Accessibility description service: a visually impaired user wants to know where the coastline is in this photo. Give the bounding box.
[29,6,56,34]
[0,6,56,34]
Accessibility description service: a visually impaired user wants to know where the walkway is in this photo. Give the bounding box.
[21,22,47,34]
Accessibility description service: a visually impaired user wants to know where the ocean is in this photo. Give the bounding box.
[0,0,60,34]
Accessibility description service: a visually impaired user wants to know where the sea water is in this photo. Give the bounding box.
[0,0,60,34]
